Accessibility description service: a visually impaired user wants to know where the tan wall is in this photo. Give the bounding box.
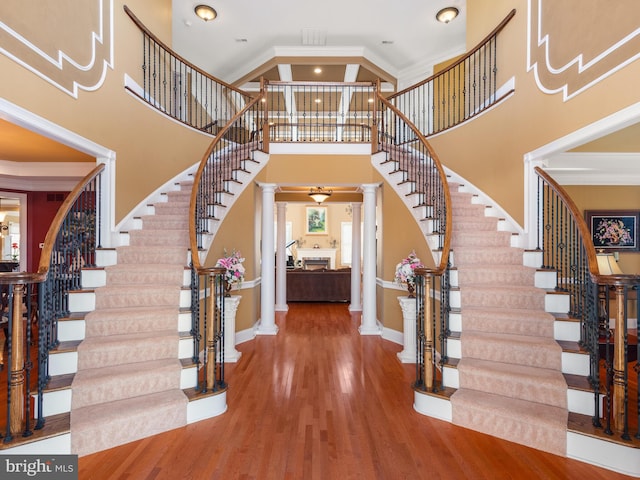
[431,0,640,226]
[0,0,212,222]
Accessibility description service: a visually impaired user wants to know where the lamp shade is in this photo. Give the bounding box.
[195,5,217,21]
[436,7,459,23]
[596,252,623,275]
[308,187,332,204]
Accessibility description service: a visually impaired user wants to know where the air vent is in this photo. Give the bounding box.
[301,28,326,46]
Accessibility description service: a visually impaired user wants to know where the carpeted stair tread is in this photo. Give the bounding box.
[140,214,189,230]
[452,246,523,265]
[71,389,187,457]
[128,229,189,247]
[451,230,513,247]
[104,264,186,286]
[450,389,567,456]
[457,358,567,408]
[84,306,179,336]
[77,330,179,369]
[94,284,181,309]
[452,218,499,232]
[461,331,562,370]
[460,284,546,310]
[461,306,554,337]
[116,245,187,265]
[71,358,182,409]
[456,264,536,287]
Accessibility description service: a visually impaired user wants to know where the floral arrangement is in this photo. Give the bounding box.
[215,249,245,287]
[394,251,424,287]
[594,219,633,246]
[10,242,18,261]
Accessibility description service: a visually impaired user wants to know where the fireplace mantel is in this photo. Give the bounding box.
[296,248,337,270]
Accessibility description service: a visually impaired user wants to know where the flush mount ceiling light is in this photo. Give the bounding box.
[194,5,217,22]
[436,7,459,24]
[308,187,332,204]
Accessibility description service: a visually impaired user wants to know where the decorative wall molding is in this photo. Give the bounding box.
[527,0,640,100]
[0,0,114,97]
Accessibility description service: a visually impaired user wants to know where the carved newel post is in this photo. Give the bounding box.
[397,296,417,363]
[224,295,242,362]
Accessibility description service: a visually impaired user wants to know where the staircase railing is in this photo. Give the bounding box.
[188,84,266,394]
[0,164,104,445]
[375,92,452,394]
[388,9,516,137]
[124,6,252,133]
[535,167,639,441]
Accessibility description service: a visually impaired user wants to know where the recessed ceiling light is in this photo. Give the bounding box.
[314,67,322,74]
[314,98,322,103]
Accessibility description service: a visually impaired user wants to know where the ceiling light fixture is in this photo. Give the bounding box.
[308,187,332,204]
[314,67,322,74]
[194,5,217,22]
[436,7,459,24]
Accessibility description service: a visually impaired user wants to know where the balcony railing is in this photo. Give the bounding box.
[387,9,516,137]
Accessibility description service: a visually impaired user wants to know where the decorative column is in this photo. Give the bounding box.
[349,202,362,312]
[275,202,288,312]
[359,184,380,335]
[224,295,242,362]
[257,183,278,335]
[397,296,416,363]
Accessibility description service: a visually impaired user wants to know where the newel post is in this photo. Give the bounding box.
[205,272,217,390]
[611,283,627,434]
[9,283,26,435]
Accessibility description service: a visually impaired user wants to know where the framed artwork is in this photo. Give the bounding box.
[585,210,640,252]
[306,206,328,235]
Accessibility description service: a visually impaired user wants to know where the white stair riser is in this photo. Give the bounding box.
[447,337,461,360]
[567,432,640,477]
[567,388,602,416]
[69,292,95,313]
[523,250,543,268]
[449,290,461,309]
[562,351,590,376]
[535,270,557,289]
[49,352,78,376]
[554,320,581,342]
[1,434,71,455]
[82,269,106,289]
[187,392,227,424]
[413,391,452,422]
[181,366,197,389]
[58,320,85,342]
[448,312,462,332]
[179,337,194,359]
[178,312,191,332]
[96,249,117,267]
[443,365,459,388]
[545,293,570,314]
[35,389,72,417]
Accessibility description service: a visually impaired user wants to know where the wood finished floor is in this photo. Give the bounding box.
[78,303,634,480]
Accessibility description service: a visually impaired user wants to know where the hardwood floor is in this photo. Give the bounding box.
[78,303,634,479]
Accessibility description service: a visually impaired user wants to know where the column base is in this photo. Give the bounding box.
[224,351,243,363]
[396,351,415,363]
[256,323,279,335]
[358,324,381,336]
[348,303,362,312]
[275,303,289,312]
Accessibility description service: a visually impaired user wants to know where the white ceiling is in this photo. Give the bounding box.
[171,0,467,86]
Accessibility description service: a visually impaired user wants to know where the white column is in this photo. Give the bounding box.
[349,202,362,312]
[396,296,416,363]
[224,295,242,362]
[275,202,288,312]
[257,183,278,335]
[359,184,380,335]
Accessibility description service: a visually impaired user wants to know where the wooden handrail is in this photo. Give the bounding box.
[189,94,266,272]
[377,94,452,275]
[389,9,517,100]
[123,5,250,98]
[38,163,105,277]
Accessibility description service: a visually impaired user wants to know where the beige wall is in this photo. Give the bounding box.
[431,0,640,226]
[0,0,211,222]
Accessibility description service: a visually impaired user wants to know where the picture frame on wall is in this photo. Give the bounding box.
[585,210,640,252]
[306,206,328,235]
